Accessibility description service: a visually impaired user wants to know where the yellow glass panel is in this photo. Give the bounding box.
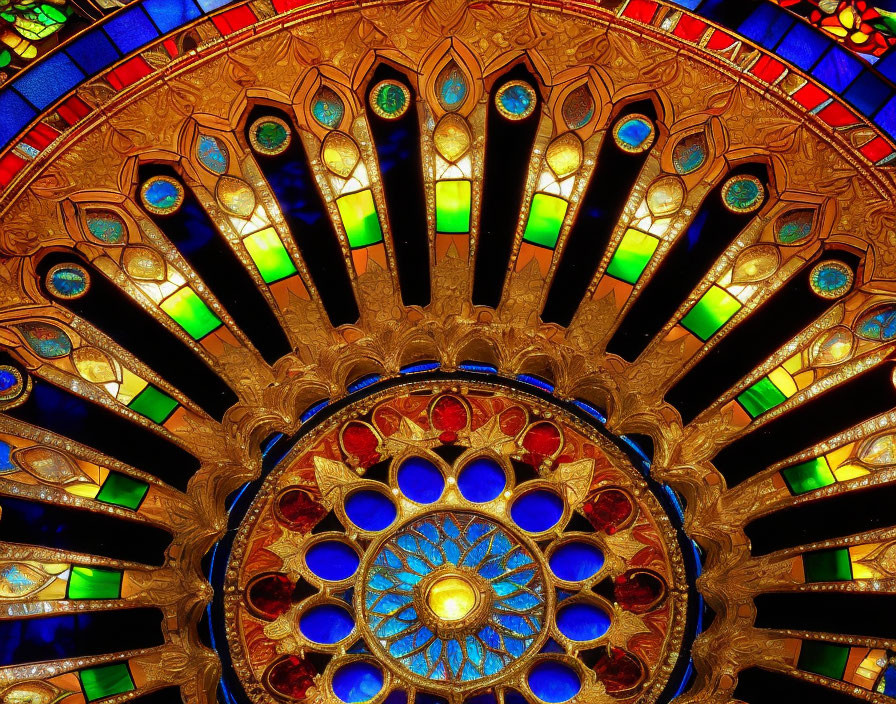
[768,366,798,397]
[117,369,148,405]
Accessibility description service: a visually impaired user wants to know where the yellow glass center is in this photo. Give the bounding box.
[427,575,477,621]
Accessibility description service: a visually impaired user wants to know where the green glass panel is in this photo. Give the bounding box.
[736,376,787,418]
[160,287,221,340]
[67,566,122,600]
[522,194,568,248]
[435,181,472,233]
[606,229,659,284]
[244,228,297,283]
[797,640,849,680]
[781,458,835,495]
[80,663,135,702]
[336,190,383,248]
[95,472,149,510]
[803,548,852,583]
[129,385,178,424]
[680,285,742,341]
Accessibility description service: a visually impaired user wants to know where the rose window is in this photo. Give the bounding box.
[223,381,689,704]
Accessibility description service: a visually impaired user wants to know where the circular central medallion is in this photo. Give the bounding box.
[360,511,548,685]
[427,575,477,621]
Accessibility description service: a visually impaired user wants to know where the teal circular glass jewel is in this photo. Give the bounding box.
[527,660,581,703]
[46,264,89,300]
[370,81,410,119]
[250,117,291,156]
[613,115,654,153]
[721,175,764,213]
[312,87,346,128]
[809,261,852,299]
[332,661,384,703]
[140,176,184,215]
[495,81,536,120]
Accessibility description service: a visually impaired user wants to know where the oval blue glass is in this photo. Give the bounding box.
[616,118,652,149]
[304,540,359,581]
[555,602,611,642]
[345,490,397,531]
[549,541,604,582]
[397,456,444,504]
[527,661,581,703]
[332,661,384,703]
[299,603,355,643]
[457,457,506,503]
[510,489,563,533]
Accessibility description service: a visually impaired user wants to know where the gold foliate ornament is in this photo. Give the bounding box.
[545,133,583,179]
[433,114,472,162]
[321,131,361,178]
[216,176,257,217]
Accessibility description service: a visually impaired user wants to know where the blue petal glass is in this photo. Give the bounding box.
[555,602,611,641]
[549,541,604,582]
[345,490,397,531]
[0,440,14,472]
[332,662,384,703]
[197,135,228,174]
[510,489,563,532]
[396,456,444,503]
[304,541,359,581]
[299,603,355,643]
[457,457,507,504]
[527,661,581,703]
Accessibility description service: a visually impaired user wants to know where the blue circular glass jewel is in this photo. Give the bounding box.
[304,540,360,582]
[345,490,397,531]
[810,262,851,299]
[0,368,20,399]
[722,175,764,213]
[510,489,564,533]
[457,457,506,503]
[141,177,183,214]
[47,265,89,299]
[332,661,384,703]
[496,82,535,120]
[555,602,611,642]
[527,661,581,703]
[613,116,653,153]
[396,456,444,504]
[548,541,604,582]
[299,603,355,644]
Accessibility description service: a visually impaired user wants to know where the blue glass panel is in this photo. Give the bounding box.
[555,602,611,641]
[300,399,329,422]
[812,47,863,92]
[549,541,604,582]
[843,71,893,116]
[196,0,232,11]
[775,23,830,70]
[396,456,444,503]
[345,490,396,531]
[299,603,354,644]
[399,361,440,374]
[527,661,581,703]
[65,31,119,75]
[516,374,554,392]
[510,489,563,532]
[104,7,159,54]
[0,89,36,147]
[737,5,794,50]
[458,362,497,374]
[332,662,383,703]
[874,96,896,140]
[304,541,359,581]
[457,457,506,503]
[879,51,896,84]
[142,0,202,32]
[12,54,84,111]
[348,374,381,393]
